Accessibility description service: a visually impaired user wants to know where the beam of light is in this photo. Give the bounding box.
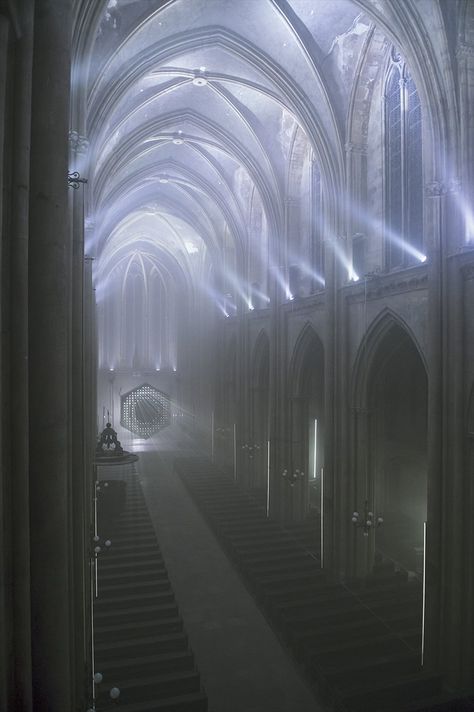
[313,419,318,480]
[327,234,359,281]
[233,423,237,482]
[299,263,326,287]
[355,206,427,264]
[211,411,214,462]
[266,440,271,518]
[455,193,474,243]
[199,282,233,318]
[222,268,255,308]
[320,466,324,569]
[269,260,292,300]
[421,520,427,666]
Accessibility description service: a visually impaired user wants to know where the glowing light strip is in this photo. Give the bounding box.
[266,440,270,518]
[421,521,427,666]
[313,419,318,480]
[211,411,215,462]
[320,467,324,569]
[91,559,96,702]
[233,423,237,481]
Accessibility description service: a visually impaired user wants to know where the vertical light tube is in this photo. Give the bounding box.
[211,411,215,462]
[266,440,271,518]
[421,521,427,666]
[320,466,324,569]
[313,418,318,479]
[91,559,96,702]
[233,423,237,481]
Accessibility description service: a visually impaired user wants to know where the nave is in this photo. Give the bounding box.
[95,427,320,712]
[93,427,472,712]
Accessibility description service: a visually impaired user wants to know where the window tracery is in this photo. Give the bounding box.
[385,51,424,269]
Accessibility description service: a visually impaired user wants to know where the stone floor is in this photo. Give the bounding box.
[119,426,321,712]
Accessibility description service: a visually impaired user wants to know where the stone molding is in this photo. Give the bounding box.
[462,263,474,280]
[346,271,428,303]
[425,178,462,196]
[345,142,367,156]
[69,130,89,155]
[456,42,474,59]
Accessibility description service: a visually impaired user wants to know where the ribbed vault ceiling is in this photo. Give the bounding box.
[80,0,391,297]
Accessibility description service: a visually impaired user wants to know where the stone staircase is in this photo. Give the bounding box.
[93,469,208,712]
[175,457,473,712]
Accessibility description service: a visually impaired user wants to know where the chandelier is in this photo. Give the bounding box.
[351,499,383,536]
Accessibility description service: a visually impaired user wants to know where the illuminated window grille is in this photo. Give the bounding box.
[121,384,171,438]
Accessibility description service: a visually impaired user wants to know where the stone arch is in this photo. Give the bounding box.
[467,384,474,437]
[351,308,427,410]
[287,323,325,519]
[351,307,428,574]
[248,330,270,490]
[289,322,325,398]
[251,329,270,390]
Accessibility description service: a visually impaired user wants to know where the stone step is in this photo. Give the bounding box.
[95,590,174,609]
[244,553,318,575]
[337,671,442,712]
[97,670,202,706]
[95,616,183,642]
[99,578,172,597]
[109,534,158,546]
[281,594,422,626]
[98,567,170,585]
[99,557,166,572]
[272,582,420,619]
[105,691,208,712]
[98,650,196,680]
[288,611,421,649]
[104,549,164,564]
[95,602,178,623]
[95,632,189,660]
[302,628,420,666]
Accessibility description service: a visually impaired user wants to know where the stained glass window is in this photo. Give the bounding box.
[385,55,423,269]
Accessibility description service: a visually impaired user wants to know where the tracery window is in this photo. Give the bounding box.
[385,51,424,269]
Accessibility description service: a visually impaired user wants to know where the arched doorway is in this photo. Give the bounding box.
[354,315,428,574]
[249,331,270,497]
[288,324,325,521]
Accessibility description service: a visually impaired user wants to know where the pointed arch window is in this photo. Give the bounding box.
[385,52,424,269]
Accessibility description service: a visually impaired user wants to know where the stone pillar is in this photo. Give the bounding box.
[423,180,445,675]
[28,1,74,709]
[0,3,34,709]
[69,129,90,708]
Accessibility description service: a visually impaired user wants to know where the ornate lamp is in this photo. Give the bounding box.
[351,499,383,536]
[282,468,305,486]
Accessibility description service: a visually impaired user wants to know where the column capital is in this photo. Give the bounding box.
[456,42,474,59]
[424,180,447,197]
[345,141,367,156]
[69,130,89,155]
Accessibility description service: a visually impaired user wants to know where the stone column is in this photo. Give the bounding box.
[1,3,34,709]
[423,180,445,675]
[28,1,74,709]
[69,129,90,709]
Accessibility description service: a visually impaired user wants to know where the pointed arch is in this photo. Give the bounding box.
[289,322,324,398]
[251,329,270,389]
[468,384,474,437]
[351,308,427,410]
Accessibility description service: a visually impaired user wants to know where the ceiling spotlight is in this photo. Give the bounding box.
[159,177,169,184]
[173,137,184,145]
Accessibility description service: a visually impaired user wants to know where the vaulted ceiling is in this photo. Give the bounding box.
[73,0,451,307]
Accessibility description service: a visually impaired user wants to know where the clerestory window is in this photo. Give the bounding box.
[385,50,424,270]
